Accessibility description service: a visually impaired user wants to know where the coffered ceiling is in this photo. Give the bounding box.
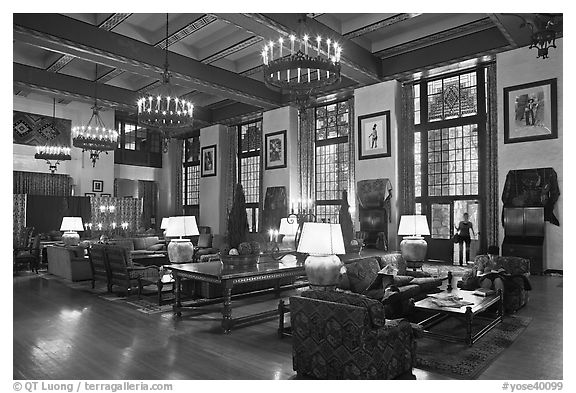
[13,13,555,129]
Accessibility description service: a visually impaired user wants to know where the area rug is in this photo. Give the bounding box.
[415,314,531,379]
[40,272,174,314]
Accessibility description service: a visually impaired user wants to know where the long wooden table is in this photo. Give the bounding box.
[165,255,306,333]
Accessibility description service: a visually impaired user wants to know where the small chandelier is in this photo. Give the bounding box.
[137,14,194,152]
[72,64,119,167]
[35,98,71,174]
[529,20,557,59]
[262,15,342,109]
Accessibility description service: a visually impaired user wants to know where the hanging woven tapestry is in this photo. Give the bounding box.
[13,110,71,147]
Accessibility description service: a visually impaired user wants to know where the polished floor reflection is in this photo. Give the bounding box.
[13,272,562,380]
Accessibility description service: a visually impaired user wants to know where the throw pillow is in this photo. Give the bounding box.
[393,275,414,287]
[365,271,394,292]
[344,257,381,294]
[147,244,164,252]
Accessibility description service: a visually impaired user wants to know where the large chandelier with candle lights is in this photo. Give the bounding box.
[72,64,119,167]
[262,15,342,108]
[137,14,194,152]
[35,98,72,174]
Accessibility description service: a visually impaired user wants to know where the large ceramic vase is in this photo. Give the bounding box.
[400,236,427,261]
[62,231,80,247]
[167,239,194,263]
[304,254,343,290]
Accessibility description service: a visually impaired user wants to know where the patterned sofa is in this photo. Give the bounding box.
[290,290,420,379]
[457,254,531,313]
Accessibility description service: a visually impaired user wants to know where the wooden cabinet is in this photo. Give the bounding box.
[501,207,544,275]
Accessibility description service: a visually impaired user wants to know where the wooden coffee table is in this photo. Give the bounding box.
[413,288,503,346]
[165,255,307,333]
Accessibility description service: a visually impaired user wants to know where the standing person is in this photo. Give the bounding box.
[455,212,475,265]
[369,124,378,149]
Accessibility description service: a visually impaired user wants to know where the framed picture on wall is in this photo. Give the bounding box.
[504,78,557,144]
[84,193,95,197]
[201,144,217,177]
[92,180,104,193]
[101,193,111,197]
[357,110,391,160]
[265,130,287,170]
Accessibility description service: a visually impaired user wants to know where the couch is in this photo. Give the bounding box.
[338,254,443,318]
[47,245,92,281]
[108,236,166,263]
[291,290,420,379]
[457,254,531,313]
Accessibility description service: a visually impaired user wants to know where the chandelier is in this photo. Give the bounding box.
[505,13,562,59]
[529,20,558,59]
[137,14,194,152]
[72,64,119,167]
[34,98,71,174]
[262,15,342,109]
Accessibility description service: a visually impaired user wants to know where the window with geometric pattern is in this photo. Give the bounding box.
[183,136,200,208]
[238,119,263,232]
[413,67,487,245]
[314,100,350,224]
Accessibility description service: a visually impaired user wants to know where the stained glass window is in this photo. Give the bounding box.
[238,119,263,232]
[183,137,200,207]
[314,101,350,224]
[427,71,477,122]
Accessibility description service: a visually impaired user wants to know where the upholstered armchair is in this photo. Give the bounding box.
[106,245,161,297]
[14,234,41,273]
[290,290,419,379]
[458,254,531,313]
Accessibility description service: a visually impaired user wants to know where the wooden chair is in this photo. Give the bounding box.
[105,245,161,298]
[14,235,41,273]
[89,244,111,291]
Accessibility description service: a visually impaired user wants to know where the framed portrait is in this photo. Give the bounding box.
[101,193,111,197]
[84,193,95,197]
[201,144,217,177]
[504,78,557,144]
[92,180,104,193]
[265,130,287,170]
[357,110,391,160]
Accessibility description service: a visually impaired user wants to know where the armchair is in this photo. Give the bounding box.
[458,254,531,313]
[106,245,162,298]
[290,290,418,379]
[193,233,219,262]
[14,234,41,273]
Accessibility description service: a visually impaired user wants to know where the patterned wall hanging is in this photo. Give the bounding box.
[13,110,71,147]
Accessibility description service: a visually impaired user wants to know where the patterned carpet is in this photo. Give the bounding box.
[414,314,531,379]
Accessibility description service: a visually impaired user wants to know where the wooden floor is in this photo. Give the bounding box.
[13,271,563,380]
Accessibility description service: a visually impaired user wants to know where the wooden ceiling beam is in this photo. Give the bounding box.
[13,63,213,127]
[14,13,281,110]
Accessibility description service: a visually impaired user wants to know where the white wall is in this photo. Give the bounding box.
[199,124,229,234]
[262,106,299,206]
[13,95,115,196]
[496,39,563,271]
[354,80,402,248]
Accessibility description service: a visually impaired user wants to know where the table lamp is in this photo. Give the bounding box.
[398,215,430,268]
[166,216,199,263]
[160,217,170,238]
[297,222,345,290]
[278,218,299,249]
[60,217,84,246]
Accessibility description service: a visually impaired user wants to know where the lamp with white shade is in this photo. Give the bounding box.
[160,217,170,238]
[166,216,199,263]
[278,217,299,249]
[397,215,430,269]
[60,217,84,246]
[297,222,345,290]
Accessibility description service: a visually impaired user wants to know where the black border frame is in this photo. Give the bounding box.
[357,110,392,160]
[503,78,558,144]
[201,144,217,177]
[264,130,287,170]
[92,180,103,192]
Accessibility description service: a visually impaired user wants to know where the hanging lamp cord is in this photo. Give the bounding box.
[165,13,169,71]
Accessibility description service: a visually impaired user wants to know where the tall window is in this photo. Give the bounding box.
[314,100,350,223]
[238,120,262,232]
[183,136,200,214]
[115,114,162,167]
[414,68,486,248]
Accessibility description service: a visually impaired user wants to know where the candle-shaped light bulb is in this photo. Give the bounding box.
[326,38,331,59]
[303,34,309,55]
[278,37,283,58]
[269,41,274,60]
[290,34,295,54]
[269,229,274,242]
[316,35,321,56]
